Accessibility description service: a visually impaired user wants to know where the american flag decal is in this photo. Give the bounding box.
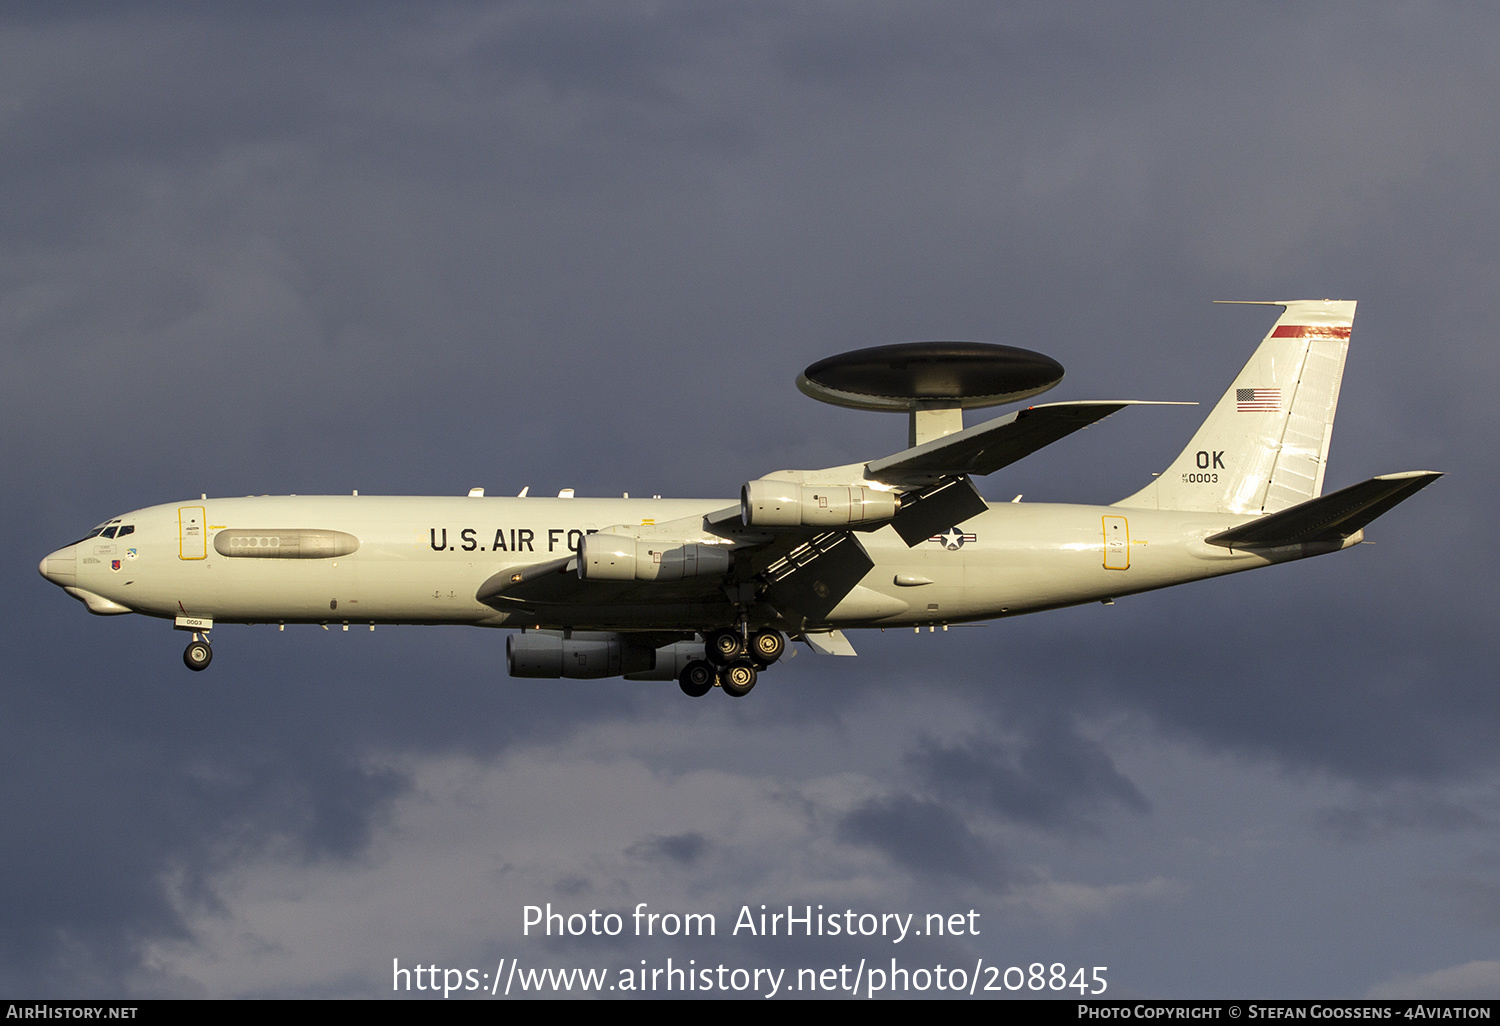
[1236,388,1281,412]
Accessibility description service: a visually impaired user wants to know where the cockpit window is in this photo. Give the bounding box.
[60,520,133,547]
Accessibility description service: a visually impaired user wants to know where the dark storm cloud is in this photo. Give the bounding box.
[858,554,1495,790]
[1315,788,1497,844]
[627,832,710,867]
[837,793,998,882]
[0,660,411,992]
[0,616,685,994]
[1058,571,1493,784]
[464,3,716,98]
[909,717,1150,833]
[3,0,1497,997]
[1427,874,1500,931]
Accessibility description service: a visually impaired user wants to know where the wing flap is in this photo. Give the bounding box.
[887,475,989,546]
[761,531,874,622]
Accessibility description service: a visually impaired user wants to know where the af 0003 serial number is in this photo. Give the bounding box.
[985,963,1106,994]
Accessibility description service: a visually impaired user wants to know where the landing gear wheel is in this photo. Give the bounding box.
[679,660,716,697]
[706,628,744,666]
[750,629,785,666]
[183,639,213,672]
[720,660,757,698]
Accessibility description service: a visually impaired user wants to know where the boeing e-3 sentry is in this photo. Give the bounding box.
[39,300,1439,697]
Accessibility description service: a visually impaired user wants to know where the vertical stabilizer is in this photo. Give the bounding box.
[1116,300,1354,514]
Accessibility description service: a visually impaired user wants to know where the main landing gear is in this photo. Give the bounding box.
[678,659,716,698]
[183,633,213,672]
[677,628,785,698]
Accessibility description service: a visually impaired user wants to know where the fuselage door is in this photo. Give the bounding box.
[1102,515,1129,570]
[179,506,207,560]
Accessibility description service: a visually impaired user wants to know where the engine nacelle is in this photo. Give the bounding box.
[623,641,703,681]
[506,631,698,681]
[578,533,730,582]
[741,479,900,528]
[507,631,629,678]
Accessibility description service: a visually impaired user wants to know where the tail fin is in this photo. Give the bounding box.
[1116,300,1354,514]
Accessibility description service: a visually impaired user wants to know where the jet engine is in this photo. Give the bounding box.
[740,479,899,528]
[578,534,730,582]
[506,631,701,681]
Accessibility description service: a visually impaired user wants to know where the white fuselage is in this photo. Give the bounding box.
[43,494,1341,632]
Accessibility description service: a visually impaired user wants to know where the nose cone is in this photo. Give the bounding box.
[39,544,78,586]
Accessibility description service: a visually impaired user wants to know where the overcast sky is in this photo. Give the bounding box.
[4,1,1497,999]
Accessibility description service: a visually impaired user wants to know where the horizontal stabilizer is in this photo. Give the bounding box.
[866,401,1183,487]
[1205,471,1442,549]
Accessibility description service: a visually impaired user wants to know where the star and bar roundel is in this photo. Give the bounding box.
[928,527,977,550]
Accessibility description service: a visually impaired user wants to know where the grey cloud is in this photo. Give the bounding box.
[0,702,410,993]
[837,794,1000,883]
[627,832,709,867]
[3,0,1496,997]
[909,717,1150,833]
[1368,959,1500,1000]
[1315,787,1498,844]
[1424,877,1500,931]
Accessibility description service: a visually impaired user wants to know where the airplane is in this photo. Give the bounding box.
[38,299,1439,698]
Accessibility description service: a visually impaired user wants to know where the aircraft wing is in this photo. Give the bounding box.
[859,401,1186,544]
[1205,471,1443,549]
[476,553,735,613]
[479,402,1186,622]
[476,509,878,629]
[865,401,1184,487]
